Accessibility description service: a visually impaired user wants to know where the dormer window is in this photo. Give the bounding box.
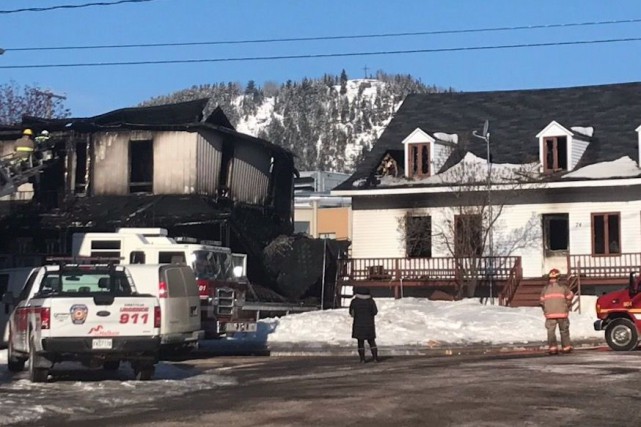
[409,143,430,177]
[402,128,437,179]
[543,136,568,173]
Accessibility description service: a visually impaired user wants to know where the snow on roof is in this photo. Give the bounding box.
[242,297,601,346]
[379,152,539,187]
[433,132,459,144]
[563,156,641,179]
[570,126,594,138]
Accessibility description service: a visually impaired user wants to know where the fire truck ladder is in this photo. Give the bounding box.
[0,151,53,198]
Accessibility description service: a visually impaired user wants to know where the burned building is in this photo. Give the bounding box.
[0,99,296,285]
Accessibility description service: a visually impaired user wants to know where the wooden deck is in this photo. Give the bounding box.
[337,253,639,306]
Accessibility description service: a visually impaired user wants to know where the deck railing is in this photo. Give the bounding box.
[568,253,641,278]
[498,258,523,306]
[338,256,520,282]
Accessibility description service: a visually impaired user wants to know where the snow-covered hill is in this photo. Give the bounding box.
[142,72,449,173]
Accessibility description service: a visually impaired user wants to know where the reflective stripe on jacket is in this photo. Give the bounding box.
[540,282,573,319]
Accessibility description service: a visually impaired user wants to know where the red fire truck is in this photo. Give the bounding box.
[594,273,641,351]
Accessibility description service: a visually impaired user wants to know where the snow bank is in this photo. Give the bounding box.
[379,152,540,186]
[255,297,602,346]
[571,126,594,137]
[433,132,459,144]
[563,156,641,179]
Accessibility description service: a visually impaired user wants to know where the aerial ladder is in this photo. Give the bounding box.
[0,141,57,198]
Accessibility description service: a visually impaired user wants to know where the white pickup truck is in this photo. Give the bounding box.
[2,263,161,382]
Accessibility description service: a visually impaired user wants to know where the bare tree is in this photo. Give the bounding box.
[0,81,70,125]
[398,153,540,299]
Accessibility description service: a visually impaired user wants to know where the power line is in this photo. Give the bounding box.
[5,17,641,52]
[2,37,641,69]
[0,0,159,15]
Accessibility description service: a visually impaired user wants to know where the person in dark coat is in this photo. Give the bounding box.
[349,287,379,363]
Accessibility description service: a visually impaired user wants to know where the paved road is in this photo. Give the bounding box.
[21,349,641,427]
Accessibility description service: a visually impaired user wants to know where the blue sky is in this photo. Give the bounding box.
[2,0,641,116]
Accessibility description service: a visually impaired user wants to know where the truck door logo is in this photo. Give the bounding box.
[70,304,88,324]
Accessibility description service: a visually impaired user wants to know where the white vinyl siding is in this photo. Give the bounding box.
[352,198,641,278]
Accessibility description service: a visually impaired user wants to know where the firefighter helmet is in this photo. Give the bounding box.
[548,268,560,279]
[22,128,33,136]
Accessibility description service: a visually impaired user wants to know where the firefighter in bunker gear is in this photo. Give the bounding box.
[14,129,36,168]
[540,268,574,355]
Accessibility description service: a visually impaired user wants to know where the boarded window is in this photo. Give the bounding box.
[408,143,430,178]
[543,136,568,173]
[592,213,621,255]
[406,216,432,258]
[129,140,153,193]
[455,215,483,257]
[543,214,569,253]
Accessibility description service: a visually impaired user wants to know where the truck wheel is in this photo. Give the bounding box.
[134,364,155,381]
[605,318,639,351]
[7,335,26,373]
[103,361,120,371]
[28,338,49,383]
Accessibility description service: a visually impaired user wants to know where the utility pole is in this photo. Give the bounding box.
[33,89,66,118]
[363,65,369,78]
[473,120,494,304]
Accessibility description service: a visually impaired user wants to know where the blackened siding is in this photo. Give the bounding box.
[229,140,271,205]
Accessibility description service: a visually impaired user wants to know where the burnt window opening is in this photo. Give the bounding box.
[406,216,432,258]
[543,214,569,254]
[74,142,88,194]
[543,136,568,173]
[408,143,430,178]
[592,213,621,255]
[455,215,483,257]
[218,139,234,196]
[129,140,154,193]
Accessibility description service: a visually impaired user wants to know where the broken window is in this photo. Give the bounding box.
[455,215,483,257]
[592,213,621,255]
[406,216,432,258]
[543,214,569,254]
[377,153,399,177]
[129,140,153,193]
[543,136,568,173]
[408,143,430,178]
[75,142,88,194]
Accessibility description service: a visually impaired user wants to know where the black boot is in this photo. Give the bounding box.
[358,348,366,363]
[371,347,379,362]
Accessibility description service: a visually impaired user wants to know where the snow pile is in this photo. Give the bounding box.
[571,126,594,138]
[379,152,540,187]
[254,297,601,347]
[433,132,459,144]
[563,156,641,179]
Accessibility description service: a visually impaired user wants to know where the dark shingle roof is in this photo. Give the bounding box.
[335,82,641,190]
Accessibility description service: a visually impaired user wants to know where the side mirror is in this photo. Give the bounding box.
[2,292,15,305]
[629,273,638,296]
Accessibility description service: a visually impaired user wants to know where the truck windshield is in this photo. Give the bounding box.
[38,270,133,296]
[192,250,234,281]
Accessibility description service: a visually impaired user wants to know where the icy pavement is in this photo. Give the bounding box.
[0,355,236,426]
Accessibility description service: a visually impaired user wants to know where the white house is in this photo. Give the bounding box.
[332,82,641,306]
